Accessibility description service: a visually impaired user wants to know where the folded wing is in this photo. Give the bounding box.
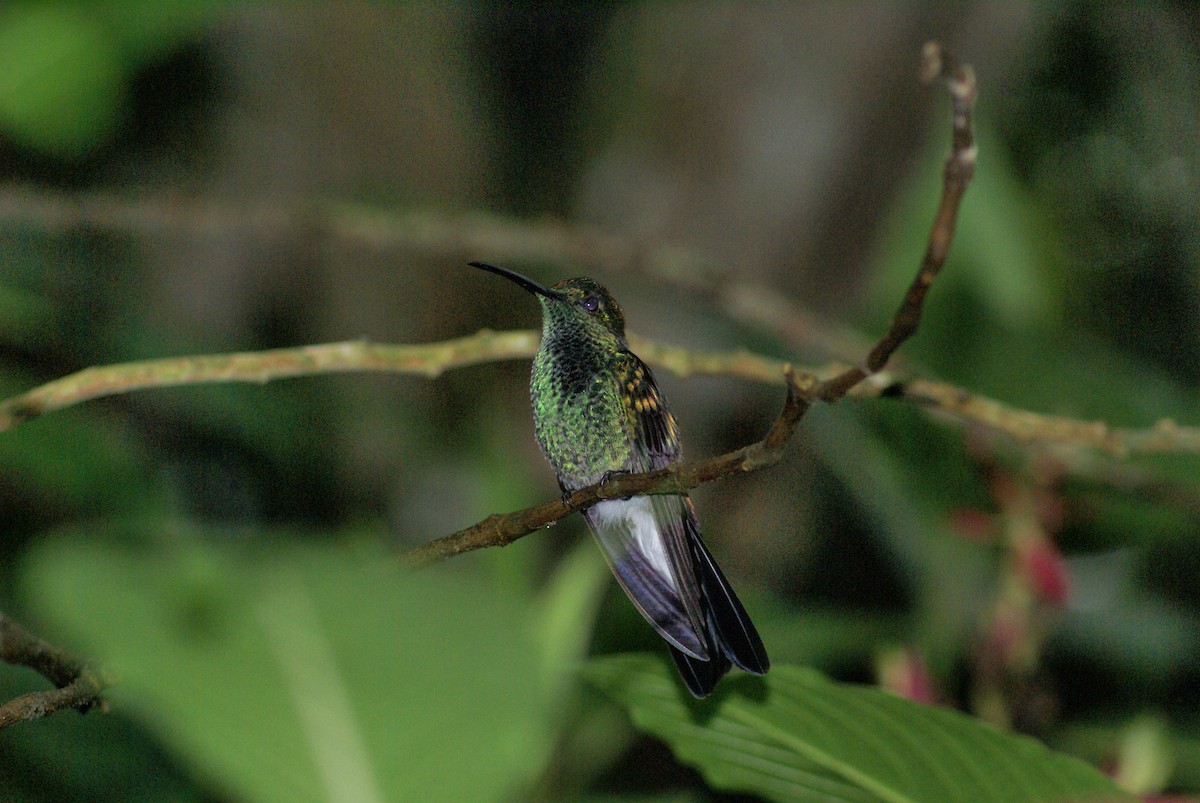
[584,351,769,696]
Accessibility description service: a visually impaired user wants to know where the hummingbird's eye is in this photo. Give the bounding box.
[581,295,600,313]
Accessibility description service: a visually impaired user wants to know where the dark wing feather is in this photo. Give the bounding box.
[624,353,767,664]
[580,353,711,658]
[669,640,731,698]
[683,501,770,675]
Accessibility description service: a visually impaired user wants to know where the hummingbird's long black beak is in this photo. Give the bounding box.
[468,261,565,301]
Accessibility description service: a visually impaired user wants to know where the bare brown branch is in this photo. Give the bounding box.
[0,613,109,728]
[0,327,809,433]
[4,327,1196,458]
[0,186,716,288]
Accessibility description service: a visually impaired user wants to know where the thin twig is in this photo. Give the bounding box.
[889,378,1200,457]
[0,332,540,431]
[817,42,977,402]
[0,329,805,432]
[0,187,715,287]
[0,613,109,728]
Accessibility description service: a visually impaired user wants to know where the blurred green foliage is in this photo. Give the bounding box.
[1,3,1198,802]
[15,528,583,801]
[0,3,220,159]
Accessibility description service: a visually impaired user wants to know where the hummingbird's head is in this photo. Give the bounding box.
[468,262,628,344]
[546,277,627,342]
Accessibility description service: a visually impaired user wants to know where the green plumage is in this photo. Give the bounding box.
[530,278,667,490]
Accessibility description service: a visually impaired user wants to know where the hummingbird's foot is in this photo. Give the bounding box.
[599,469,635,500]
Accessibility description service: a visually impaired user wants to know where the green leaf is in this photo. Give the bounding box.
[0,3,224,159]
[531,538,611,696]
[0,6,127,158]
[0,377,156,515]
[21,532,558,802]
[585,654,1133,803]
[867,117,1058,333]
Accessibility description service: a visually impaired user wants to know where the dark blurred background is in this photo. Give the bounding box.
[1,3,1198,800]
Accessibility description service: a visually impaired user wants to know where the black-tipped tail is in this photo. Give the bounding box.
[670,524,769,698]
[669,640,730,698]
[689,527,770,676]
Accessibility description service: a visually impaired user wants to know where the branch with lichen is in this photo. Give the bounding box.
[0,332,542,431]
[0,612,110,729]
[5,331,1197,455]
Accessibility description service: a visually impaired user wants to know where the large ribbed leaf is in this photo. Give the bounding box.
[20,533,558,803]
[585,654,1132,803]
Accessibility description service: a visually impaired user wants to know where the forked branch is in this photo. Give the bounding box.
[403,42,976,568]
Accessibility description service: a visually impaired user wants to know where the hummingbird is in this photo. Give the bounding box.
[469,261,769,697]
